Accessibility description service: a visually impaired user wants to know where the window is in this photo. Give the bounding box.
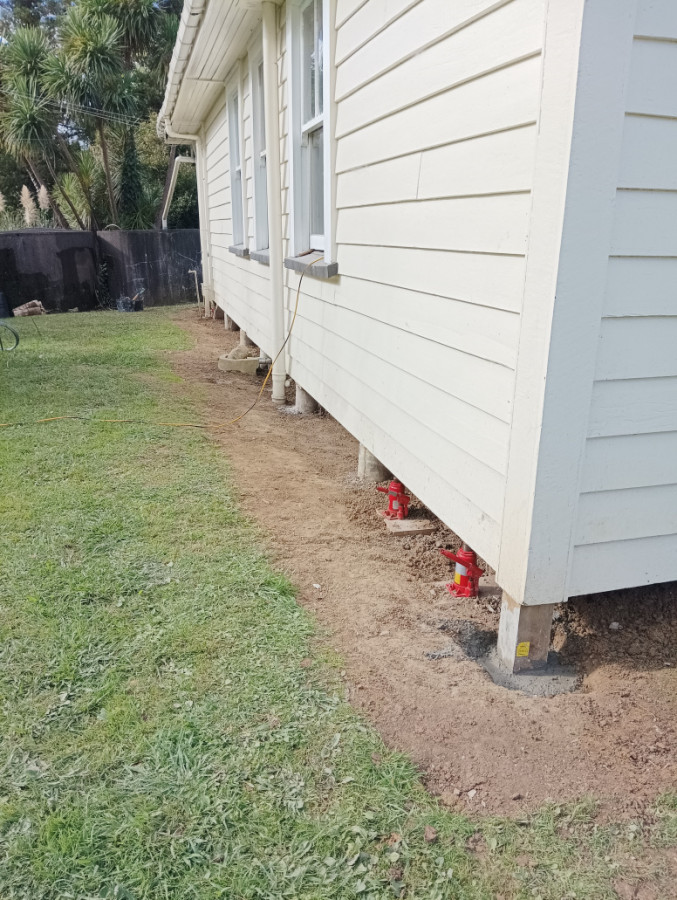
[228,91,244,246]
[302,0,323,125]
[301,0,324,251]
[288,0,329,256]
[251,55,269,251]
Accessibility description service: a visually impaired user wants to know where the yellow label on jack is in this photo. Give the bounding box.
[516,641,531,658]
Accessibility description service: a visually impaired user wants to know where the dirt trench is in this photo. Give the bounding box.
[167,310,677,820]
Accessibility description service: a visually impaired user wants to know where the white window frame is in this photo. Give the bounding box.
[250,45,269,252]
[287,0,336,261]
[227,88,244,247]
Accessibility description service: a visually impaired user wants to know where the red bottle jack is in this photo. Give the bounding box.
[439,545,483,598]
[377,479,410,520]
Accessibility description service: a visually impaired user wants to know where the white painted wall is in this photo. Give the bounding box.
[204,0,548,568]
[198,0,676,605]
[569,0,677,596]
[204,47,274,355]
[281,0,546,565]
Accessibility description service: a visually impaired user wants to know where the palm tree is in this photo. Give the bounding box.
[0,75,74,228]
[52,147,105,229]
[116,126,142,228]
[2,24,48,82]
[43,7,127,225]
[80,0,158,66]
[1,2,185,232]
[0,26,98,228]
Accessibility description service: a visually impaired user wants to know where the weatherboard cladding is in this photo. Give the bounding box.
[177,0,677,604]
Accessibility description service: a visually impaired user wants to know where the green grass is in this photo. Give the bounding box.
[0,309,675,899]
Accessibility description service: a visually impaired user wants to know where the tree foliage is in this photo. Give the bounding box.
[0,1,65,41]
[0,0,198,230]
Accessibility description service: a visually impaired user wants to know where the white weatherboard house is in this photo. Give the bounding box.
[159,0,677,673]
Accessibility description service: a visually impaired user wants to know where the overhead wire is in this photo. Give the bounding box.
[0,89,143,127]
[0,256,323,431]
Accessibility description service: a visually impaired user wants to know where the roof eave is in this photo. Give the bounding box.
[157,0,209,139]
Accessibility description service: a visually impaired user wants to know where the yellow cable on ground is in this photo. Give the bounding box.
[0,256,322,431]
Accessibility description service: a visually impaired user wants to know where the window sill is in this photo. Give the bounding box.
[228,244,249,258]
[284,252,338,280]
[250,248,270,266]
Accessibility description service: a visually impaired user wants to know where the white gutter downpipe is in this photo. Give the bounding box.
[162,155,196,229]
[161,122,213,296]
[262,0,286,404]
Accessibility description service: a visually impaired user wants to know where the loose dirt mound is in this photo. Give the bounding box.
[168,311,677,820]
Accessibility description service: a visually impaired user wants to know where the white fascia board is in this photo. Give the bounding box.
[157,0,208,137]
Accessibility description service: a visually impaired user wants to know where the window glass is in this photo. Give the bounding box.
[309,126,324,243]
[315,1,323,117]
[230,95,240,169]
[302,0,323,125]
[228,93,243,245]
[253,58,269,250]
[302,0,315,124]
[256,62,266,153]
[295,0,327,253]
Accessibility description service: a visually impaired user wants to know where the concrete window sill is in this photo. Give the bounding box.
[250,249,270,265]
[228,244,249,258]
[284,251,338,280]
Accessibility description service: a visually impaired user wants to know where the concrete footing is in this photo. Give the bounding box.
[240,330,256,347]
[357,444,391,481]
[217,354,259,375]
[225,315,239,332]
[497,594,555,673]
[295,385,318,414]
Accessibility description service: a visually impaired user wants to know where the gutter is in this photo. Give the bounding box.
[164,124,200,145]
[156,0,208,138]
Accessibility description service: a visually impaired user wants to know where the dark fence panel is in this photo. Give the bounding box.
[97,230,201,308]
[0,228,201,313]
[0,230,97,313]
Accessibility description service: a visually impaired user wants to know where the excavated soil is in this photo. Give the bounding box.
[166,310,677,820]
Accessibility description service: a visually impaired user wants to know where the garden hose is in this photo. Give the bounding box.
[0,257,322,431]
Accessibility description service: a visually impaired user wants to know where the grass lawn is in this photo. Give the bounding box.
[0,309,675,899]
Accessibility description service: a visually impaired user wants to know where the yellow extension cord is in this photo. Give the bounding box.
[0,256,322,431]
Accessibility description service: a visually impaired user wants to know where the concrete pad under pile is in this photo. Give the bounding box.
[218,354,259,375]
[481,649,580,696]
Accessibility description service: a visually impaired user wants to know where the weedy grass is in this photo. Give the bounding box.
[0,309,675,899]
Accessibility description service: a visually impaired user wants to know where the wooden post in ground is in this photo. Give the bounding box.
[497,594,555,673]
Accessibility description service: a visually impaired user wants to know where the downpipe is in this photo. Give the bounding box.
[262,0,286,404]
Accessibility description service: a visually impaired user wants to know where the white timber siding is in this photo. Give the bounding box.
[205,58,274,354]
[273,0,546,567]
[207,0,548,566]
[569,0,677,595]
[168,0,677,606]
